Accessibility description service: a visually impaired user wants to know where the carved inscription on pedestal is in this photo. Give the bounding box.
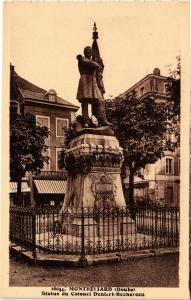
[90,173,117,209]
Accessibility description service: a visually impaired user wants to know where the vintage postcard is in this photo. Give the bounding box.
[0,1,190,299]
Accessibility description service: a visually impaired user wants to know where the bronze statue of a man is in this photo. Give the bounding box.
[76,46,112,127]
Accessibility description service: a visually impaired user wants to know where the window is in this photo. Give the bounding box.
[10,106,18,117]
[56,148,63,171]
[56,118,69,137]
[140,87,144,96]
[163,82,167,93]
[145,164,150,175]
[36,115,50,129]
[42,149,50,171]
[49,95,55,102]
[50,200,55,206]
[36,115,50,140]
[166,132,172,143]
[10,101,20,116]
[165,157,173,174]
[45,89,57,103]
[153,78,158,92]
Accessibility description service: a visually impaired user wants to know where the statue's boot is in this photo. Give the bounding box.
[97,113,113,127]
[82,115,92,128]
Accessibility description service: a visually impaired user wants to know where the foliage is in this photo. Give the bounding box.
[58,125,76,171]
[166,55,181,79]
[58,115,96,171]
[106,92,177,168]
[10,113,50,203]
[105,90,178,218]
[58,122,95,175]
[165,55,181,143]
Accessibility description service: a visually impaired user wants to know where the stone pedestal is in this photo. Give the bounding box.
[61,129,135,236]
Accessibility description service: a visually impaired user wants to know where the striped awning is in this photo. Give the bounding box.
[34,180,67,194]
[10,182,30,193]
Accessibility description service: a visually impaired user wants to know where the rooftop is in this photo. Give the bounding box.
[10,64,79,111]
[118,68,167,99]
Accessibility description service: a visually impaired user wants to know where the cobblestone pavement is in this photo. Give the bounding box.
[9,253,178,287]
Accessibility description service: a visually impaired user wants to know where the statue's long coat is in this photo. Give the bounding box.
[77,57,103,102]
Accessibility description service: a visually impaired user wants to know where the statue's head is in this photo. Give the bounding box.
[84,46,92,58]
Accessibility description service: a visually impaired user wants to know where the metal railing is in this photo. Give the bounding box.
[10,206,179,261]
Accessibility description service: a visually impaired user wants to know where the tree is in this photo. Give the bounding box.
[106,90,178,219]
[58,125,75,172]
[165,55,181,144]
[10,113,50,205]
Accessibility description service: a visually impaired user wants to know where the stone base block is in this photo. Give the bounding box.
[66,218,98,237]
[65,217,135,237]
[97,218,136,236]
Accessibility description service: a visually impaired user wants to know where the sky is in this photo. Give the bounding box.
[4,2,188,108]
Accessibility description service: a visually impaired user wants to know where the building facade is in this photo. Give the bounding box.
[121,68,180,207]
[10,64,79,207]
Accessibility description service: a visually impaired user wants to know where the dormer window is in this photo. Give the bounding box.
[45,89,57,103]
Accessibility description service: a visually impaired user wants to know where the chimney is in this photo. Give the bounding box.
[153,68,160,76]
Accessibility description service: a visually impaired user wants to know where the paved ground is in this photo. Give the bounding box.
[9,253,179,287]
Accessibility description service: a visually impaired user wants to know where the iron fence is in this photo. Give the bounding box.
[10,205,179,260]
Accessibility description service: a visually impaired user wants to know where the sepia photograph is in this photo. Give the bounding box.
[1,2,190,299]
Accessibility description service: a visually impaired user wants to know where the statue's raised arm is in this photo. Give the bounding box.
[76,42,112,128]
[77,52,100,70]
[76,46,103,107]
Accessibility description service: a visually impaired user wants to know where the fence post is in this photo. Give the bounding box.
[155,206,158,248]
[32,212,37,259]
[175,207,179,247]
[79,206,87,266]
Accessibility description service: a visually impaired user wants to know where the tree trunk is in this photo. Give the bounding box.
[129,169,136,220]
[120,162,127,204]
[17,176,22,206]
[29,173,35,207]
